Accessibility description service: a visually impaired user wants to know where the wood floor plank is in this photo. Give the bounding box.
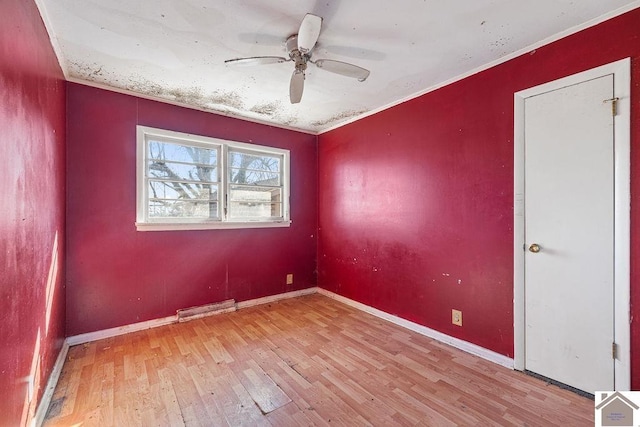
[238,360,291,413]
[186,365,230,426]
[264,366,329,425]
[44,294,594,426]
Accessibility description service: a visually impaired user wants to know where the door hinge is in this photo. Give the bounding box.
[612,342,618,360]
[603,97,619,116]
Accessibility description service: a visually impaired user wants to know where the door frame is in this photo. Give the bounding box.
[513,58,631,390]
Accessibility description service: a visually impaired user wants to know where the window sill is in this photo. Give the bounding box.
[136,221,291,232]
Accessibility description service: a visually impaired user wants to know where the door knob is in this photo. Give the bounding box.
[528,243,541,253]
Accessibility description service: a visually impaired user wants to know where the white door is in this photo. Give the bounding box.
[523,75,614,393]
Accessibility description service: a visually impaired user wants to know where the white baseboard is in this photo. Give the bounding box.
[65,287,514,368]
[66,287,319,346]
[33,340,69,427]
[316,288,514,369]
[236,287,318,309]
[53,285,511,423]
[66,315,178,346]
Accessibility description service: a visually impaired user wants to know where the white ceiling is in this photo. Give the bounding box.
[37,0,638,134]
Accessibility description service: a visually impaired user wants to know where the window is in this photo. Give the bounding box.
[136,126,290,231]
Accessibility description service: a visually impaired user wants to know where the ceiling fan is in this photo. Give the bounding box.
[225,14,370,104]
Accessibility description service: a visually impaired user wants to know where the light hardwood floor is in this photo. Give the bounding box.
[44,294,594,426]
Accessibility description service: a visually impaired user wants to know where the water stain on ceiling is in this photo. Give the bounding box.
[37,0,638,134]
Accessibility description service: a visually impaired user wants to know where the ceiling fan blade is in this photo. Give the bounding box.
[224,56,288,66]
[314,59,370,81]
[297,14,322,53]
[289,69,305,104]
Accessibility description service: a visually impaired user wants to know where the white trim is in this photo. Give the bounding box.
[316,288,514,369]
[66,288,317,345]
[136,125,290,231]
[136,221,291,232]
[513,58,631,390]
[66,315,177,346]
[236,288,318,309]
[33,341,69,427]
[514,90,527,374]
[66,286,515,368]
[318,2,640,135]
[50,285,520,417]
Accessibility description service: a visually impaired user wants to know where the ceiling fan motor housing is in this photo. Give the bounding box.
[286,35,308,71]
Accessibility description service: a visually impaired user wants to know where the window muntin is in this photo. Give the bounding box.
[136,126,290,230]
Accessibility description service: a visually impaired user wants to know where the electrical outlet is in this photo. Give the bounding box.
[286,274,294,285]
[452,309,463,326]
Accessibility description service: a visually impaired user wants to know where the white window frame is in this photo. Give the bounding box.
[136,126,290,231]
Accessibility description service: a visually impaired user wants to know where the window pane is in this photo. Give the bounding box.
[148,160,217,183]
[229,185,282,219]
[229,185,281,202]
[149,181,218,201]
[228,168,280,186]
[149,200,219,219]
[229,202,282,219]
[148,140,217,166]
[228,151,281,185]
[138,126,290,229]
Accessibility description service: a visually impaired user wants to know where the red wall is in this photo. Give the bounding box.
[66,84,318,335]
[318,9,640,385]
[0,0,67,425]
